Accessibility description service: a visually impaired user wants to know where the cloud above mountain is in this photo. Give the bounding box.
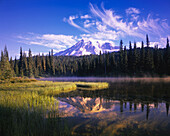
[17,3,170,52]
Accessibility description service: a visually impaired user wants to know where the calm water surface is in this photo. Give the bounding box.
[56,81,170,136]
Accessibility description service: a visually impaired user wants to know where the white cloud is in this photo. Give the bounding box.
[137,14,166,36]
[81,30,121,41]
[136,41,159,48]
[64,15,90,33]
[17,3,170,53]
[96,21,107,31]
[89,3,143,38]
[131,14,139,21]
[126,7,140,15]
[159,36,170,48]
[83,20,95,28]
[81,14,91,19]
[18,34,78,52]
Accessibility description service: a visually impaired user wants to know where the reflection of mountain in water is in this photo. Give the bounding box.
[58,97,120,113]
[58,96,170,136]
[58,97,170,119]
[57,82,170,136]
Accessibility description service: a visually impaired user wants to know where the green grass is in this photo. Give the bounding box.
[75,82,109,91]
[0,81,77,95]
[0,80,75,136]
[0,77,37,84]
[0,78,109,136]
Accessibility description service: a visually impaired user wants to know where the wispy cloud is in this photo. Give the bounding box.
[83,20,95,28]
[89,3,143,38]
[17,34,78,52]
[63,15,90,33]
[80,14,91,19]
[126,7,140,15]
[17,3,170,52]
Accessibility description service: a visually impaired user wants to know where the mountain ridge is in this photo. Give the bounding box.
[54,39,119,56]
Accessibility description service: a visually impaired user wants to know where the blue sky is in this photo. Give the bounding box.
[0,0,170,58]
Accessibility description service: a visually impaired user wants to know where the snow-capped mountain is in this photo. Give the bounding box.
[54,39,119,56]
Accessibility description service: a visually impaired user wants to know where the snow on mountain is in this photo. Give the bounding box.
[54,39,118,56]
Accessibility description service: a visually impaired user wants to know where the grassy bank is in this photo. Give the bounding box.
[0,78,109,136]
[0,79,73,136]
[75,82,109,90]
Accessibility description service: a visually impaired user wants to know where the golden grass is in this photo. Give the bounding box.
[75,82,109,90]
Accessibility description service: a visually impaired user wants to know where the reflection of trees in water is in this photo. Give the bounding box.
[57,82,170,119]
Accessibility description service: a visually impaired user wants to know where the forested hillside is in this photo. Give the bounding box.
[0,35,170,79]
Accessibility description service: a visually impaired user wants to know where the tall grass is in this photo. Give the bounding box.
[0,78,109,135]
[75,82,109,90]
[0,80,74,136]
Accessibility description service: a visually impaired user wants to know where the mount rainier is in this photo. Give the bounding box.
[54,39,119,56]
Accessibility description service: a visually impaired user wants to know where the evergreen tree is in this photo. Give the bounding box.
[50,49,55,75]
[123,46,128,73]
[166,37,170,74]
[63,64,66,75]
[33,56,38,77]
[119,40,124,72]
[111,52,116,74]
[23,52,29,76]
[105,52,110,74]
[98,51,103,74]
[0,51,4,79]
[132,42,138,73]
[35,55,40,76]
[4,45,9,61]
[166,37,169,49]
[28,49,33,77]
[9,57,14,70]
[146,34,150,48]
[42,53,46,74]
[37,53,43,76]
[145,35,154,72]
[0,47,13,79]
[46,54,51,74]
[14,56,19,76]
[9,57,15,76]
[19,47,24,77]
[128,41,133,74]
[140,41,145,72]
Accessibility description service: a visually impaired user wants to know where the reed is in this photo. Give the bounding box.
[75,82,109,90]
[0,78,109,135]
[0,81,73,136]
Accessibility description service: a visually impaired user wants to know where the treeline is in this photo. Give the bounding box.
[0,35,170,79]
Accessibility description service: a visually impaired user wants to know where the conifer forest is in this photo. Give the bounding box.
[1,35,170,79]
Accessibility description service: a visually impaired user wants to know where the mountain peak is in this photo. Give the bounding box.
[54,40,117,56]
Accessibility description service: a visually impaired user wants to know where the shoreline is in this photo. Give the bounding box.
[37,76,170,83]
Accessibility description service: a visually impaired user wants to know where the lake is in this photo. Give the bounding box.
[54,79,170,136]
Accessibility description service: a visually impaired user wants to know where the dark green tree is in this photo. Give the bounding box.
[140,41,145,72]
[14,56,19,76]
[0,47,13,79]
[50,49,55,75]
[19,47,24,77]
[23,52,28,76]
[145,35,154,72]
[28,49,33,77]
[123,46,128,73]
[119,40,124,72]
[165,38,170,74]
[132,42,138,73]
[128,41,133,74]
[46,53,51,74]
[42,53,46,74]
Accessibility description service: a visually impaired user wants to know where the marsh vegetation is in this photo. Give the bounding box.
[0,78,109,136]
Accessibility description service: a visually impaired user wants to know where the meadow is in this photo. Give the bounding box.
[0,78,109,136]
